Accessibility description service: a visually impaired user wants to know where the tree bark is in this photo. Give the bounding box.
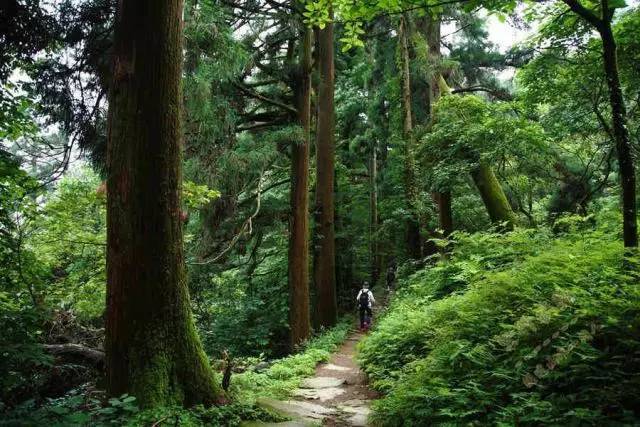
[370,143,380,285]
[288,25,312,350]
[471,162,517,229]
[599,23,637,247]
[421,14,454,237]
[437,191,453,236]
[561,0,637,247]
[106,0,220,408]
[416,14,442,119]
[313,13,337,329]
[399,15,422,260]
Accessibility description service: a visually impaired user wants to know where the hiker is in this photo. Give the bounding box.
[356,282,375,330]
[386,262,396,292]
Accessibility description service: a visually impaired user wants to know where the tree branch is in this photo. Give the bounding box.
[451,86,513,100]
[233,81,297,115]
[191,172,266,265]
[562,0,604,30]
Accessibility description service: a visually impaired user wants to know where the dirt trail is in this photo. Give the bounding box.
[256,329,379,426]
[310,330,379,426]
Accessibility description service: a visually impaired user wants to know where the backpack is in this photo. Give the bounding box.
[359,290,369,308]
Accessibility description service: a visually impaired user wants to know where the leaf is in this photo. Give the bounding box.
[608,0,627,8]
[48,406,70,415]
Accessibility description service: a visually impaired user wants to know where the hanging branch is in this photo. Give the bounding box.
[233,81,297,115]
[190,171,264,265]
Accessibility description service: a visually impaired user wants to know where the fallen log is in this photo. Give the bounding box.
[42,343,105,369]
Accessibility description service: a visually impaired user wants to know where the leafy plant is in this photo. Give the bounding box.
[359,217,640,425]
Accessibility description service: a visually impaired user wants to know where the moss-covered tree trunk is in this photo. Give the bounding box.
[313,11,337,329]
[421,14,453,237]
[470,162,517,229]
[288,24,312,350]
[399,14,422,260]
[105,0,221,408]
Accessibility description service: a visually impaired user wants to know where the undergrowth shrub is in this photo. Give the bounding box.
[359,222,640,425]
[1,319,351,426]
[0,392,282,427]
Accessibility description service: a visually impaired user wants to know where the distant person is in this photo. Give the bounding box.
[356,282,375,330]
[386,263,396,292]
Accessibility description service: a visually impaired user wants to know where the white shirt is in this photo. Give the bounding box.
[356,289,375,308]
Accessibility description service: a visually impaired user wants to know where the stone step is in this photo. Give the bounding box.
[257,397,335,423]
[293,386,346,401]
[299,376,345,389]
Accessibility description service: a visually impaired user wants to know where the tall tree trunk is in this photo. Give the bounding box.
[417,14,442,119]
[399,14,422,259]
[370,143,380,285]
[436,191,453,236]
[105,0,220,408]
[419,14,453,237]
[561,0,637,247]
[313,12,337,329]
[184,0,200,75]
[334,170,344,309]
[288,26,312,350]
[599,23,637,247]
[471,162,517,229]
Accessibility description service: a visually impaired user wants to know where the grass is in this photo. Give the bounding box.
[232,318,352,401]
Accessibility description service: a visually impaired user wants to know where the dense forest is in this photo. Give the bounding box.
[1,0,640,425]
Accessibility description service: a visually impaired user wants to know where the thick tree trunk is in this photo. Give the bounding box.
[599,24,637,247]
[414,14,453,242]
[105,0,220,408]
[288,26,312,350]
[399,15,422,260]
[422,15,454,236]
[471,163,517,229]
[313,14,337,329]
[416,15,442,119]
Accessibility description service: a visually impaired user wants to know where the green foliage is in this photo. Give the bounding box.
[183,181,221,209]
[1,391,283,426]
[0,85,38,141]
[1,393,136,426]
[0,292,51,402]
[232,319,352,400]
[30,168,106,320]
[420,95,548,190]
[192,236,290,358]
[0,151,50,400]
[303,0,519,50]
[1,321,351,425]
[359,214,640,425]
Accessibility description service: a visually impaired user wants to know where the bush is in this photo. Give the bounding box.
[1,391,283,427]
[359,224,640,425]
[1,318,352,426]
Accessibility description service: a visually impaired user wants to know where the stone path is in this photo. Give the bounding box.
[254,330,378,426]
